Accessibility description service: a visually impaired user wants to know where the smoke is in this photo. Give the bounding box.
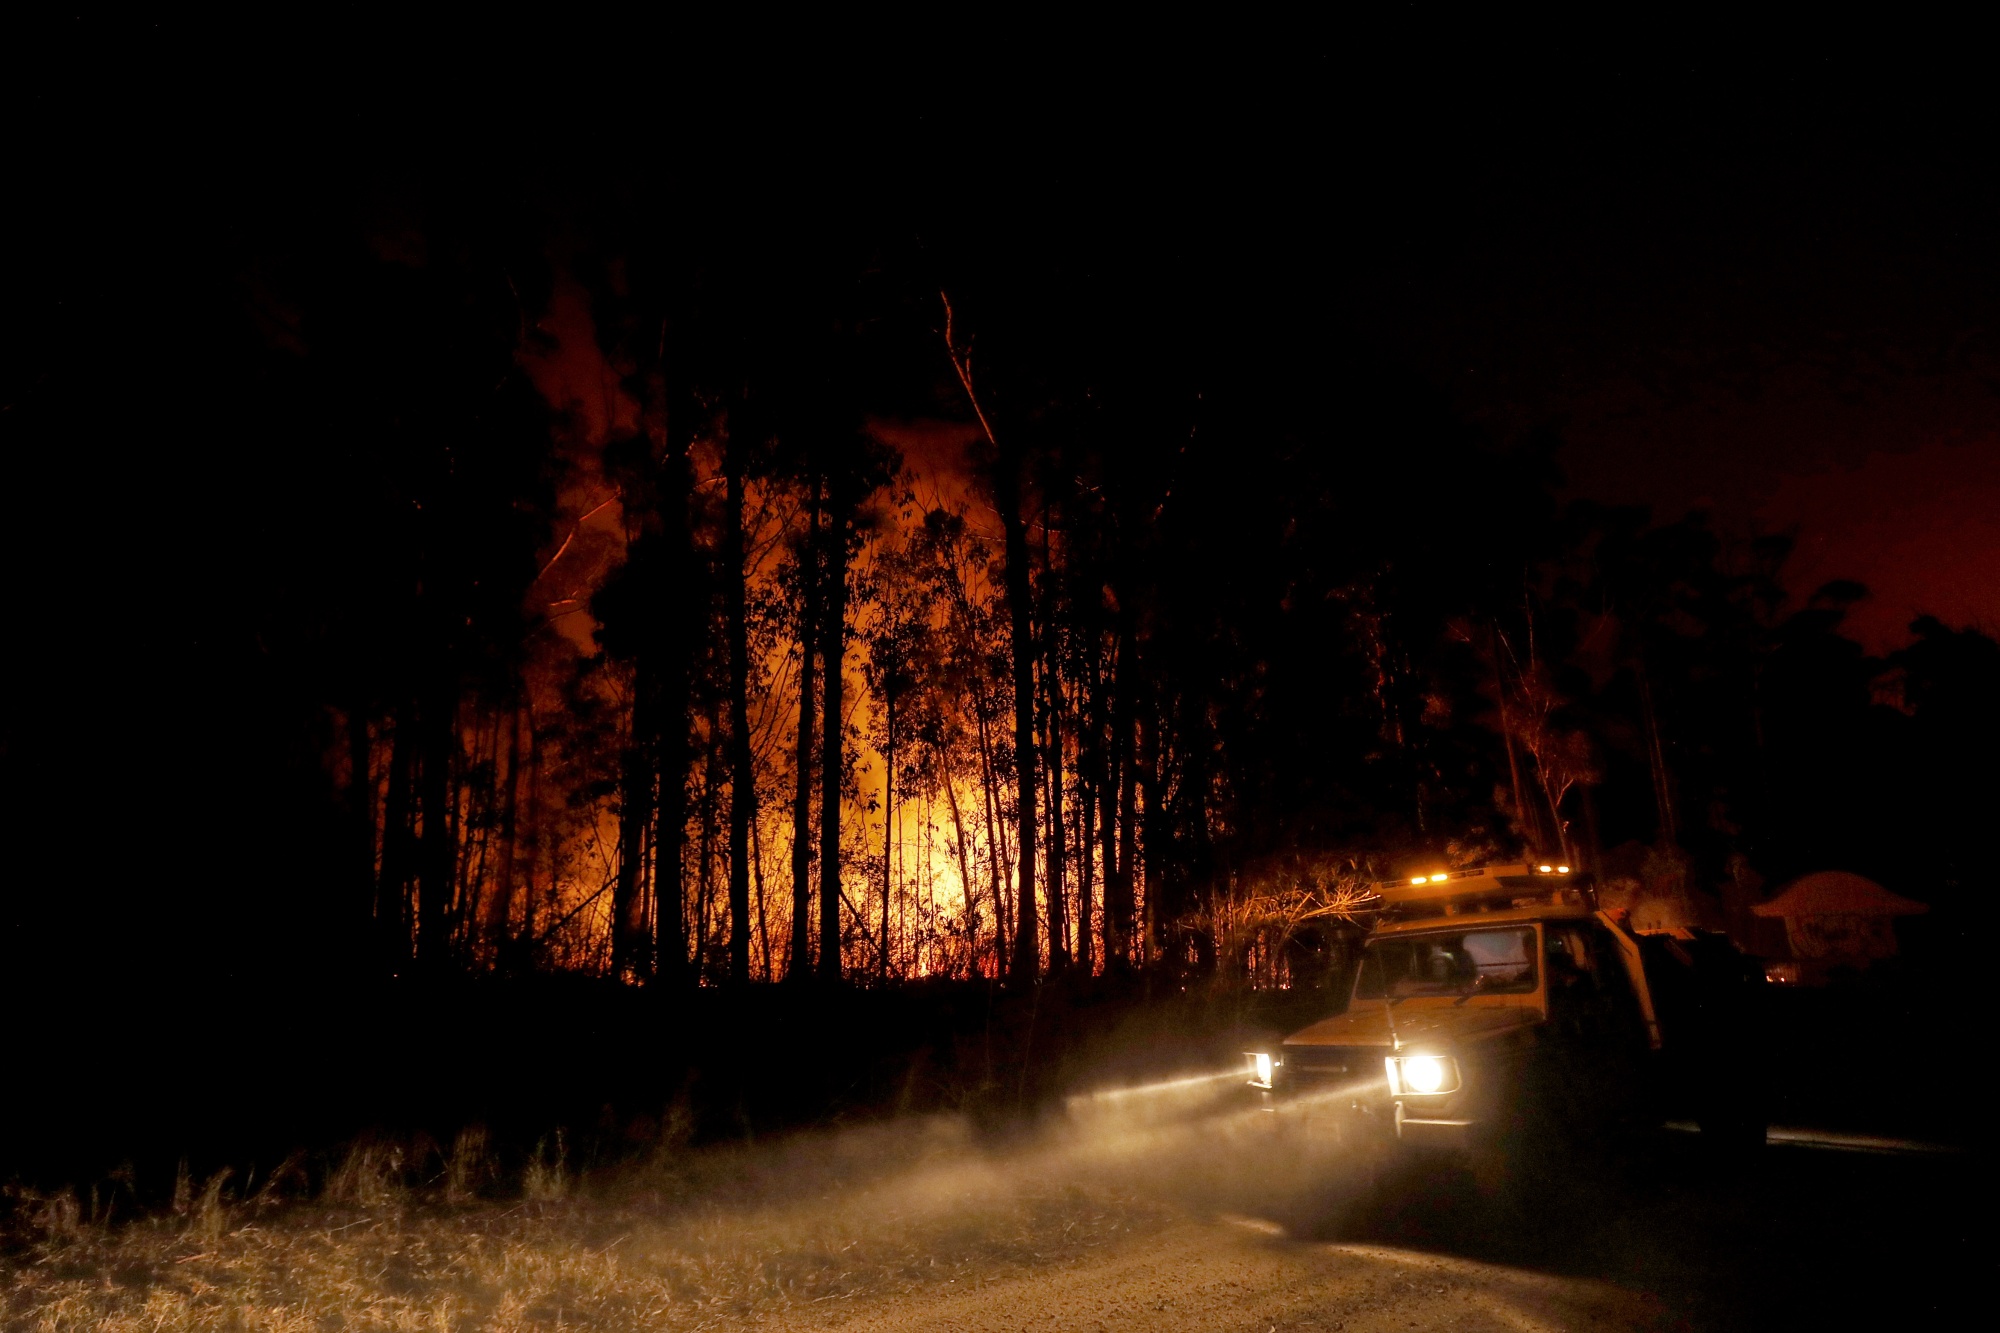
[627,1059,1384,1257]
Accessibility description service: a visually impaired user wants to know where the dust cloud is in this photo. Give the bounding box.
[7,1064,1429,1330]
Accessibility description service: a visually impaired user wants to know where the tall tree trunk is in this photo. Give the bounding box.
[695,716,721,983]
[653,358,698,988]
[487,705,522,960]
[1179,686,1215,977]
[997,453,1039,986]
[1040,520,1067,974]
[416,685,456,970]
[449,716,478,951]
[1636,656,1679,847]
[880,686,895,983]
[752,807,771,980]
[941,296,1036,984]
[613,654,657,981]
[1490,623,1542,856]
[517,702,543,967]
[1137,682,1162,971]
[1078,630,1101,977]
[725,423,754,985]
[818,493,849,982]
[348,707,374,945]
[789,476,822,980]
[1077,741,1095,976]
[973,696,1009,976]
[1108,623,1137,971]
[458,715,496,957]
[942,757,979,975]
[657,663,689,989]
[379,704,414,969]
[1043,640,1068,975]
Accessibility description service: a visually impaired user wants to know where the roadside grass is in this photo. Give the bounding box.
[0,1116,1175,1331]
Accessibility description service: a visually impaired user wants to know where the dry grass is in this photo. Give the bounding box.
[1,1114,1181,1332]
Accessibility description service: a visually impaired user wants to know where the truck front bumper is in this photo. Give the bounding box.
[1394,1104,1478,1149]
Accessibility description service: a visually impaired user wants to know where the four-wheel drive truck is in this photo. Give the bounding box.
[1245,863,1765,1171]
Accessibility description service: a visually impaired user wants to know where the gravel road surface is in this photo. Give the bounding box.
[829,1215,1673,1332]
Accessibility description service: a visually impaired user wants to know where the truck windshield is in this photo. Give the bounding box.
[1355,927,1539,999]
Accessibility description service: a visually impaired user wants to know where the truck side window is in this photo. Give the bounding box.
[1545,928,1600,1029]
[1547,928,1597,978]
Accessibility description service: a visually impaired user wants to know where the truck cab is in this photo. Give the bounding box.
[1248,864,1664,1160]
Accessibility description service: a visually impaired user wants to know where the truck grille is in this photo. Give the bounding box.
[1284,1046,1373,1079]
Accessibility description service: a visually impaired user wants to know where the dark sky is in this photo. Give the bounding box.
[1336,81,2000,650]
[10,17,1995,652]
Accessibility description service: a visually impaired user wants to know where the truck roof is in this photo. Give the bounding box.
[1373,899,1595,936]
[1369,862,1592,934]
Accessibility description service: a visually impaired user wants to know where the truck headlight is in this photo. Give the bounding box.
[1402,1056,1446,1093]
[1385,1054,1460,1095]
[1247,1052,1276,1088]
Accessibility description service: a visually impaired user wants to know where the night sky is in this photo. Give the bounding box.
[526,27,1988,653]
[1348,92,2000,652]
[14,22,1995,628]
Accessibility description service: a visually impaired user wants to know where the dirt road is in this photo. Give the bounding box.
[6,1074,1973,1331]
[812,1094,1975,1333]
[828,1217,1672,1332]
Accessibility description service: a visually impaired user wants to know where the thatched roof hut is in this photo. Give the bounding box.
[1752,872,1928,982]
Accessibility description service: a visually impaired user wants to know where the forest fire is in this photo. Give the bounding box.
[2,15,1991,1332]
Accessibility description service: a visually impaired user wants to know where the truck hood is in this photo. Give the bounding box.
[1282,1002,1541,1051]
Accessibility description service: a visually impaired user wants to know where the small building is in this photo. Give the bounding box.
[1751,871,1928,984]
